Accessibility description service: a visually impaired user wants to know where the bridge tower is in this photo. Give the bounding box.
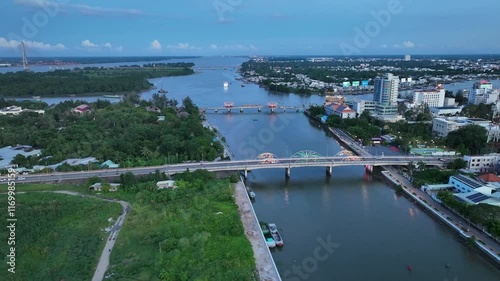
[365,165,374,173]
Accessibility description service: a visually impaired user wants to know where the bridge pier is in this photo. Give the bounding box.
[258,108,261,112]
[240,108,243,113]
[244,169,248,179]
[365,165,373,173]
[214,108,218,113]
[285,167,290,178]
[326,166,332,176]
[227,108,231,113]
[271,108,274,113]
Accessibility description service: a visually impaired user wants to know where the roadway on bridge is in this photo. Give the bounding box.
[2,156,447,184]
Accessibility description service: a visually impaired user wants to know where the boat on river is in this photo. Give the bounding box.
[260,223,276,248]
[246,186,255,199]
[268,223,283,246]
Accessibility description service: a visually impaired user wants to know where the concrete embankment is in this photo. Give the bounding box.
[234,179,282,281]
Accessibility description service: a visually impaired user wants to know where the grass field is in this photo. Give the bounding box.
[0,183,87,193]
[103,179,257,281]
[1,192,122,281]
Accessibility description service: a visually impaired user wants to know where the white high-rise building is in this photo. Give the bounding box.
[469,80,499,105]
[413,86,446,108]
[404,55,411,61]
[373,73,399,106]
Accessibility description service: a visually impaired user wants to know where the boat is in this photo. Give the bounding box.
[103,95,120,99]
[407,265,412,271]
[223,81,229,88]
[246,186,256,199]
[32,96,41,100]
[158,82,168,94]
[241,84,245,87]
[260,223,276,248]
[268,223,283,246]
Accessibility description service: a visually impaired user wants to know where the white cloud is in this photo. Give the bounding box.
[149,40,162,50]
[15,0,145,16]
[210,44,218,49]
[393,44,400,48]
[167,43,199,50]
[104,42,112,48]
[222,44,256,51]
[380,44,388,48]
[0,37,65,51]
[115,46,123,52]
[81,39,98,48]
[403,41,415,48]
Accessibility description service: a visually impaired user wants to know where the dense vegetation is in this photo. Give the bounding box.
[411,168,458,188]
[0,95,223,170]
[1,193,121,281]
[0,63,194,97]
[437,191,500,238]
[98,170,257,281]
[446,125,488,155]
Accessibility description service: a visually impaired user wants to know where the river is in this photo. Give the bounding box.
[4,57,500,280]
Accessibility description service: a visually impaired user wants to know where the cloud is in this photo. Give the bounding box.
[380,44,388,48]
[103,42,112,48]
[15,0,146,16]
[210,44,218,49]
[149,40,162,50]
[403,41,415,48]
[0,37,65,51]
[81,39,98,48]
[166,43,200,50]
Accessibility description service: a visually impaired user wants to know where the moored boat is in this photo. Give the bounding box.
[260,222,276,248]
[268,223,283,246]
[246,186,256,199]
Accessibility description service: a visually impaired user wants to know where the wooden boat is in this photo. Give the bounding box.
[268,223,283,246]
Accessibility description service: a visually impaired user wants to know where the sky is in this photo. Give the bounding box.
[0,0,499,57]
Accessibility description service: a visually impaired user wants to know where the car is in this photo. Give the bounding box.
[0,179,6,182]
[17,177,26,180]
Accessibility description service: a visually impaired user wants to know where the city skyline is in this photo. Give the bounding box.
[1,0,500,56]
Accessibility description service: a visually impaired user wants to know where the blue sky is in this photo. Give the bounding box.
[0,0,499,56]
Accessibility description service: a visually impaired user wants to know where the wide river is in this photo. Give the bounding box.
[4,57,500,280]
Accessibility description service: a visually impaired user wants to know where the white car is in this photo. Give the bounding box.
[17,177,26,180]
[0,178,6,182]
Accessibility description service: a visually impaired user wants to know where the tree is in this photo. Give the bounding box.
[446,125,487,155]
[447,158,467,170]
[308,105,324,117]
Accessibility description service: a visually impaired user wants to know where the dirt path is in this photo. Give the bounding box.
[16,190,131,281]
[234,181,281,281]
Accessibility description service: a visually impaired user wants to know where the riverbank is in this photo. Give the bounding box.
[381,169,500,268]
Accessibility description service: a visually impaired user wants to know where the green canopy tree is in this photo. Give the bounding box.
[446,125,487,154]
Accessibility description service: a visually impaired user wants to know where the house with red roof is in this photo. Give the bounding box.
[74,104,90,113]
[325,102,356,119]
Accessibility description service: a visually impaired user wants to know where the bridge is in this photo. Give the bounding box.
[201,102,305,113]
[5,152,448,183]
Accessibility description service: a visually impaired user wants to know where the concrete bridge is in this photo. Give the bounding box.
[6,155,448,183]
[201,102,305,113]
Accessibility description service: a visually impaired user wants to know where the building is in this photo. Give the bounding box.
[413,86,446,108]
[430,106,463,116]
[347,99,377,115]
[373,73,399,106]
[0,106,23,115]
[432,116,493,137]
[463,154,500,173]
[375,103,398,116]
[469,80,499,105]
[324,95,345,106]
[448,174,500,206]
[74,104,90,113]
[100,160,120,169]
[157,180,177,190]
[90,183,120,192]
[444,97,456,107]
[325,103,356,119]
[404,55,411,61]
